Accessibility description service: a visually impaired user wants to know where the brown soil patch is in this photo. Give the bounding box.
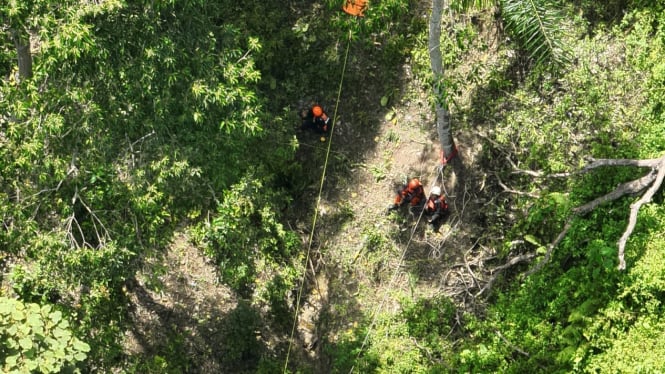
[123,231,236,373]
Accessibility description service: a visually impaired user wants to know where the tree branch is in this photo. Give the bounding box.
[617,157,665,269]
[572,171,657,215]
[477,252,537,296]
[495,330,529,357]
[511,156,664,178]
[526,154,665,273]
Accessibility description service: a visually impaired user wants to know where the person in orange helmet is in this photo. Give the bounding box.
[300,104,330,133]
[387,178,425,214]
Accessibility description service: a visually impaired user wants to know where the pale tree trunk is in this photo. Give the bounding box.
[429,0,457,165]
[10,28,33,81]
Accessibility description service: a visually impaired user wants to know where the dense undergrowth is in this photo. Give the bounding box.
[1,0,664,372]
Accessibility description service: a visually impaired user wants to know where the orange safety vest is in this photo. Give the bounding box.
[426,195,447,213]
[395,184,424,206]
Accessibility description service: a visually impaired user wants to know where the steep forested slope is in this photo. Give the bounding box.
[1,0,664,373]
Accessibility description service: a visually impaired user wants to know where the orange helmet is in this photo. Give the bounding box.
[312,105,323,117]
[408,178,421,190]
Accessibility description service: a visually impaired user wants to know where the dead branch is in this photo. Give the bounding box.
[526,218,573,276]
[526,154,665,272]
[490,253,538,274]
[495,330,529,357]
[617,162,665,269]
[464,248,482,292]
[573,171,657,215]
[495,172,540,198]
[477,252,537,297]
[511,156,664,178]
[64,188,111,249]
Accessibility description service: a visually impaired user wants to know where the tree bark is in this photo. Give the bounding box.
[10,27,33,81]
[523,154,665,272]
[429,0,457,164]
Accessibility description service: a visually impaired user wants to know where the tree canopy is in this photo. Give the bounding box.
[1,0,664,372]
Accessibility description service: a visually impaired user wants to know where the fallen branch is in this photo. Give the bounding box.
[495,330,529,357]
[477,252,536,296]
[511,156,664,178]
[495,172,540,198]
[617,162,665,269]
[526,154,665,272]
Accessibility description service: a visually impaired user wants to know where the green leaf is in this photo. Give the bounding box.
[73,352,87,361]
[52,327,68,338]
[500,0,571,70]
[6,337,18,349]
[524,234,541,246]
[380,95,389,106]
[11,309,25,321]
[5,354,19,367]
[0,298,14,315]
[73,340,91,353]
[49,311,62,324]
[27,313,43,328]
[19,337,33,350]
[25,357,39,371]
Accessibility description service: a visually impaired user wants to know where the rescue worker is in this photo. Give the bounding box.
[424,186,448,230]
[387,178,425,214]
[301,104,330,134]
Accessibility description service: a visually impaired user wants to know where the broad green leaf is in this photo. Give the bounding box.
[25,357,39,371]
[0,298,14,315]
[11,309,25,321]
[52,326,67,338]
[5,354,19,366]
[6,337,18,349]
[19,337,33,350]
[73,340,91,352]
[380,95,389,106]
[27,313,43,328]
[524,234,541,246]
[48,311,62,324]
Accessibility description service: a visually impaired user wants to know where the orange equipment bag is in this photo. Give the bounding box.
[342,0,368,17]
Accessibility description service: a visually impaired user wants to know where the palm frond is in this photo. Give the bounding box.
[450,0,498,12]
[500,0,571,70]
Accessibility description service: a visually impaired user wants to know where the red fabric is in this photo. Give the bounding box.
[395,183,424,206]
[440,145,459,165]
[426,195,447,213]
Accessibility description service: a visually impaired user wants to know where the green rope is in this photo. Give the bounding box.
[283,28,353,373]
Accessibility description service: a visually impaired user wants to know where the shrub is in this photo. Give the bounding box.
[0,297,90,373]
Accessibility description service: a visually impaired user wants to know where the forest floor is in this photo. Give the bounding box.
[291,61,506,371]
[121,12,524,372]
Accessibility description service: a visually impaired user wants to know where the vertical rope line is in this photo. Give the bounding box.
[349,165,440,374]
[283,28,353,374]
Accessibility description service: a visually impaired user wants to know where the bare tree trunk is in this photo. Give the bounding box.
[10,27,33,81]
[429,0,457,165]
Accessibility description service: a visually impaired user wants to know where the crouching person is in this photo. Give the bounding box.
[424,186,448,230]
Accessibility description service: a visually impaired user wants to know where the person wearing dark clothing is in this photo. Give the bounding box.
[387,178,425,214]
[301,104,330,133]
[424,186,448,230]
